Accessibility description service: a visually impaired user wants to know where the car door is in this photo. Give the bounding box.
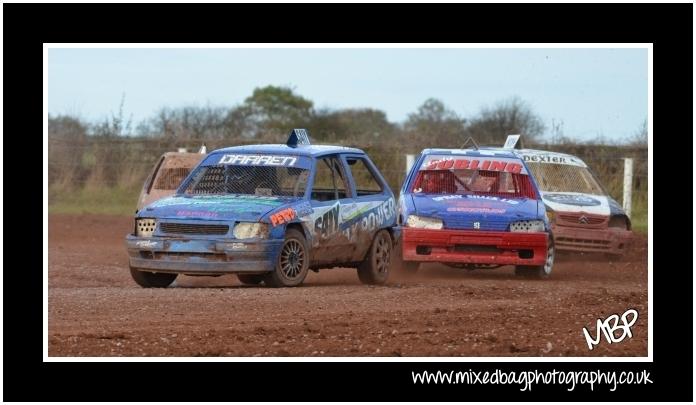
[342,154,395,262]
[309,154,355,265]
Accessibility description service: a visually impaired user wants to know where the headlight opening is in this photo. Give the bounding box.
[233,222,270,239]
[406,215,444,230]
[136,218,157,237]
[510,220,545,232]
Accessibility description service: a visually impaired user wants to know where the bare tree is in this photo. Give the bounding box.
[629,118,648,146]
[466,97,545,145]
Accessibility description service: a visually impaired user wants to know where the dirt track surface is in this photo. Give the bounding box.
[48,214,648,357]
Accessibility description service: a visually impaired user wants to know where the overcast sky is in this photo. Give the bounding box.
[48,47,648,141]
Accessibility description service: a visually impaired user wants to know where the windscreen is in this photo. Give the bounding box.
[526,162,603,195]
[410,155,537,199]
[181,153,311,197]
[154,167,194,191]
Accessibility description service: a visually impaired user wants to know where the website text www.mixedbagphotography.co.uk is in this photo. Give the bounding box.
[411,369,653,391]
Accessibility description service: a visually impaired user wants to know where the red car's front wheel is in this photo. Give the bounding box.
[515,234,555,278]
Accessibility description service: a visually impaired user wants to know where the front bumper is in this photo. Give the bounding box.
[552,224,633,254]
[402,228,548,266]
[125,235,283,275]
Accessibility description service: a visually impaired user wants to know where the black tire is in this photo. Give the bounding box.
[237,274,264,285]
[264,229,309,288]
[130,267,178,288]
[358,230,392,285]
[515,235,555,279]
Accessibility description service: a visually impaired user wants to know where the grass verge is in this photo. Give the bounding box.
[48,185,140,216]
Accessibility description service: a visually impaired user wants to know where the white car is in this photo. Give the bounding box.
[481,136,633,258]
[514,148,633,258]
[136,151,206,211]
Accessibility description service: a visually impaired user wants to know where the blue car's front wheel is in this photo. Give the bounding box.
[264,229,309,288]
[130,266,178,288]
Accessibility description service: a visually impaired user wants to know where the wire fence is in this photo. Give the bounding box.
[48,135,648,207]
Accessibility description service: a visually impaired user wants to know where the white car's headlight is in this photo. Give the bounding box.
[136,218,156,237]
[510,220,545,232]
[406,215,443,230]
[233,222,270,239]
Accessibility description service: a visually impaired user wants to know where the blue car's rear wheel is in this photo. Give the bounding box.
[358,230,392,285]
[130,267,178,288]
[264,229,309,288]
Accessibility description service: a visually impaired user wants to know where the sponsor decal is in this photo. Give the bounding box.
[231,242,247,250]
[270,207,297,227]
[544,193,601,207]
[358,198,395,233]
[314,202,340,239]
[466,195,520,205]
[465,195,520,205]
[431,195,463,201]
[521,153,586,167]
[309,198,396,242]
[446,207,506,213]
[429,194,520,205]
[422,156,526,174]
[341,198,396,241]
[522,154,569,164]
[150,195,283,209]
[176,210,219,218]
[136,240,158,248]
[341,201,382,222]
[218,154,297,166]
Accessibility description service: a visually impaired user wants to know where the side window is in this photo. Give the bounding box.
[333,159,349,199]
[282,168,310,197]
[346,157,383,196]
[311,157,349,202]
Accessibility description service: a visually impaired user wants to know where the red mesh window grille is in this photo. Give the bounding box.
[411,169,537,199]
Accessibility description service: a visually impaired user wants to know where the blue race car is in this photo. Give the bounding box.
[126,129,397,288]
[398,146,554,278]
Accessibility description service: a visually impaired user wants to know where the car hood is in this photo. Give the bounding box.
[139,194,300,222]
[540,191,611,215]
[411,193,540,231]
